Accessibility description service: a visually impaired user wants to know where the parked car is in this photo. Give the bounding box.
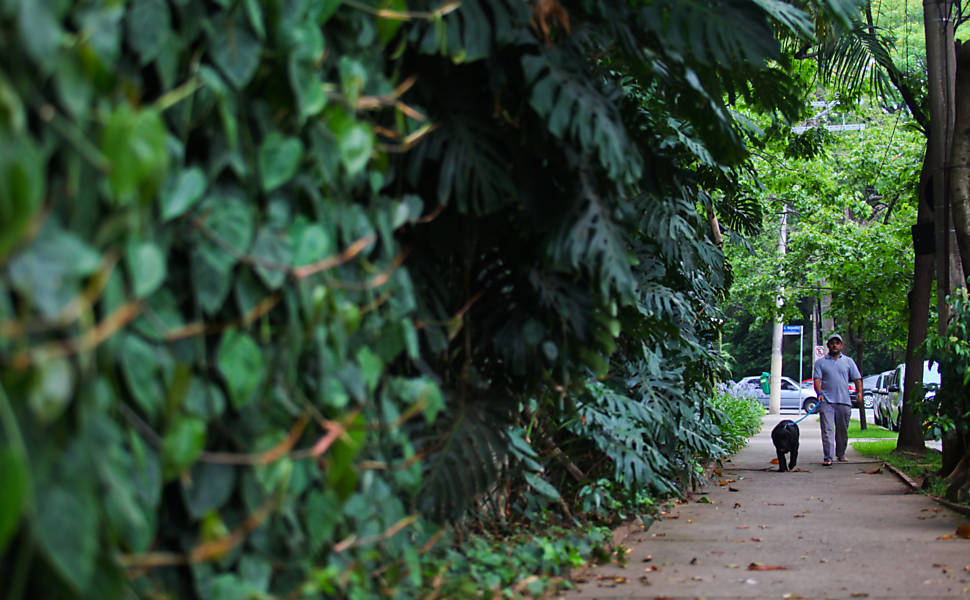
[860,374,879,409]
[872,370,893,427]
[735,375,818,413]
[881,361,941,431]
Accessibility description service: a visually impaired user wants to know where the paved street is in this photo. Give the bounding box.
[561,413,970,599]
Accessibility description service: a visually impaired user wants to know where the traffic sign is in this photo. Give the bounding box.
[814,345,825,359]
[782,325,802,335]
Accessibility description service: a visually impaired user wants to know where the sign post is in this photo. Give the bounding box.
[783,325,804,388]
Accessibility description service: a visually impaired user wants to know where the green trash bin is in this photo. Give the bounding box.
[760,372,770,395]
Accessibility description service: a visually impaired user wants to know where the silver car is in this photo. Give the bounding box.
[735,375,818,413]
[882,361,941,431]
[860,374,879,409]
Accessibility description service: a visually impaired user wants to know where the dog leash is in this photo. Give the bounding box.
[792,394,823,424]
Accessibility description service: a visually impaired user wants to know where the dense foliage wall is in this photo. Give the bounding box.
[0,0,859,597]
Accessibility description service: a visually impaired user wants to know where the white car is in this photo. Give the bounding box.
[735,375,818,413]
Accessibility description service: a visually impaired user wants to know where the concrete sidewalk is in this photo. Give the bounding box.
[561,413,970,599]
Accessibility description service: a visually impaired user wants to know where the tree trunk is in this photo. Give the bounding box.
[897,156,935,451]
[924,0,960,333]
[951,39,970,283]
[941,39,970,490]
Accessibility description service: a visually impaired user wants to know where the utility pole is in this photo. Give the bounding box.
[769,206,788,414]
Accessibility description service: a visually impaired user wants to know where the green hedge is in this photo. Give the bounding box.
[0,0,856,597]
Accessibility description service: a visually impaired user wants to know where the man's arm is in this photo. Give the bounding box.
[814,377,823,397]
[854,378,863,406]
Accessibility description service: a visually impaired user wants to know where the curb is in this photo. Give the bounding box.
[881,461,970,517]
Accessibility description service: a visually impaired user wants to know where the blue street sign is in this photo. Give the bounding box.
[782,325,802,335]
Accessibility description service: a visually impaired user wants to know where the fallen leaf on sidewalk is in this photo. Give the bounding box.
[734,503,742,509]
[729,487,740,492]
[736,526,750,529]
[937,534,955,540]
[770,458,779,464]
[793,514,805,518]
[747,562,786,571]
[957,525,970,539]
[750,537,762,542]
[864,467,881,474]
[850,593,869,598]
[642,555,653,562]
[719,479,737,485]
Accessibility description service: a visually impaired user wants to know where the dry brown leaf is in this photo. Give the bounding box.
[957,524,970,539]
[637,575,651,585]
[729,487,740,492]
[642,555,653,562]
[770,458,779,464]
[938,534,955,540]
[793,514,806,518]
[644,565,660,572]
[748,562,787,571]
[850,594,869,598]
[736,526,750,529]
[750,537,763,542]
[864,467,882,474]
[733,503,742,509]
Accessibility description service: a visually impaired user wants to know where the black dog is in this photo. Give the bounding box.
[770,419,799,472]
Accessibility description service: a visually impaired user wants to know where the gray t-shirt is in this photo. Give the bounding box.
[813,354,862,405]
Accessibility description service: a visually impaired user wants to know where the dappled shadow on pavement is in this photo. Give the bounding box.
[560,413,970,599]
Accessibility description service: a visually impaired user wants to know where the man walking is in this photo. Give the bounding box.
[812,333,863,466]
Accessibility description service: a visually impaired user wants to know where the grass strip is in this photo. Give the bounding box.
[846,420,898,439]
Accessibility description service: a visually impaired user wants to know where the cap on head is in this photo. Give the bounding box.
[826,333,843,343]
